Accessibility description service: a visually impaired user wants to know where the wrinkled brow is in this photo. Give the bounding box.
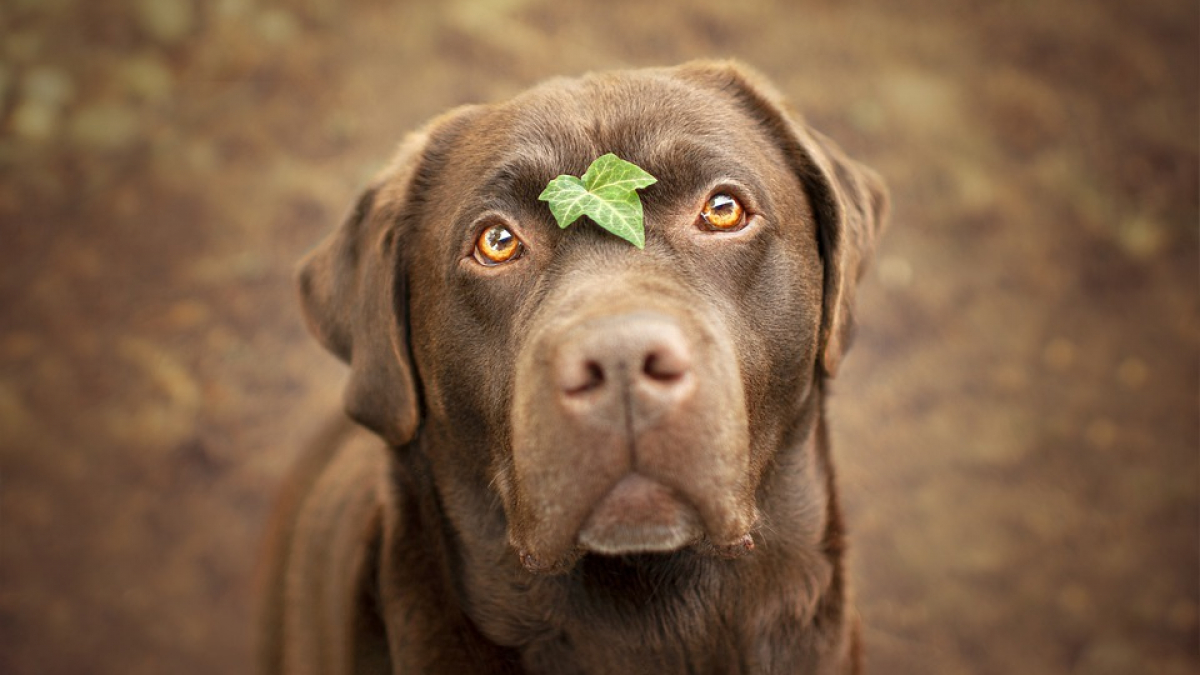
[476,151,566,210]
[474,120,600,208]
[643,137,770,210]
[472,133,770,216]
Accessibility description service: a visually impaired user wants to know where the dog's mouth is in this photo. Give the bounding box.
[514,472,759,574]
[576,473,704,555]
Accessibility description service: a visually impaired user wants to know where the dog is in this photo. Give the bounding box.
[258,60,887,675]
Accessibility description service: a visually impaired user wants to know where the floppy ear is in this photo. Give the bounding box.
[801,125,889,377]
[297,109,475,446]
[676,61,889,377]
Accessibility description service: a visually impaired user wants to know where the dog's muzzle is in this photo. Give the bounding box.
[507,306,757,573]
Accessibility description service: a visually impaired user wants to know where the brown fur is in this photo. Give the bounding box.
[260,61,887,674]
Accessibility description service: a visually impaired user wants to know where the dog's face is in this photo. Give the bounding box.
[298,62,885,574]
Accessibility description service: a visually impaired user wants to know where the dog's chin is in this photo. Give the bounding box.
[576,473,704,555]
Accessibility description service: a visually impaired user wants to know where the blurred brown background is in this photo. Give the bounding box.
[0,0,1196,673]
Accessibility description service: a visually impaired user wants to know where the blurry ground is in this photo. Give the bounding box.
[0,0,1196,673]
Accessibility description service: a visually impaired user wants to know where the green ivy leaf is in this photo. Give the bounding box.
[538,153,657,249]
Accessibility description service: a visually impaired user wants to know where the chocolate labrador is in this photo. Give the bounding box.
[259,60,887,674]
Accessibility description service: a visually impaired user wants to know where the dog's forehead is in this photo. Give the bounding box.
[513,73,745,151]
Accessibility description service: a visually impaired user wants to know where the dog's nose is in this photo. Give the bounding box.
[555,313,694,426]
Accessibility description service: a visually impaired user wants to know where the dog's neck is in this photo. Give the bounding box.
[379,388,854,674]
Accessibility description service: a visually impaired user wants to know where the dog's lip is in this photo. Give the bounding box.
[575,473,704,555]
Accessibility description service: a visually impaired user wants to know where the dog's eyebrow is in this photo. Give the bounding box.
[477,152,564,210]
[644,138,771,209]
[647,137,735,174]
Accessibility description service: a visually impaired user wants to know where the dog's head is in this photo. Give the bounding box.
[298,61,886,574]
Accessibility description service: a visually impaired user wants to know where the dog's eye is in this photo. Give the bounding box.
[474,223,524,266]
[699,193,746,231]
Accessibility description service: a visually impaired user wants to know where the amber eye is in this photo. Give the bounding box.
[474,223,523,265]
[700,193,746,231]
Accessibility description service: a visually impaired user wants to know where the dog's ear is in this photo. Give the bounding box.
[297,108,476,446]
[676,61,889,377]
[801,125,889,377]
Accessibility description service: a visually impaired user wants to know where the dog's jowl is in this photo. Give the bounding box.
[260,61,888,675]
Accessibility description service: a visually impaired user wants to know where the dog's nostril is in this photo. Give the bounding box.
[584,361,605,390]
[564,360,606,396]
[643,353,677,382]
[642,342,691,383]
